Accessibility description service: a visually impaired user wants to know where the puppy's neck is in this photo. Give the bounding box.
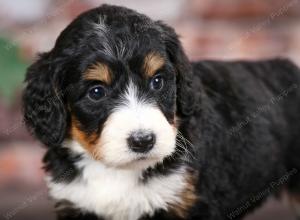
[47,146,189,220]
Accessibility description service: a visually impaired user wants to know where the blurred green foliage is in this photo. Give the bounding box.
[0,37,29,103]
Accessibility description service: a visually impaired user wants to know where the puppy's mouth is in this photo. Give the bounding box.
[115,154,162,170]
[134,154,162,163]
[137,156,147,161]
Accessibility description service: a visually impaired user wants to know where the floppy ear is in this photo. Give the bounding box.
[156,21,198,117]
[23,53,67,147]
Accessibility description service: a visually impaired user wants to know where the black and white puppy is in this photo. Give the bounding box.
[23,4,300,220]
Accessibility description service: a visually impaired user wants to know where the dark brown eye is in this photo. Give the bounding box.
[150,75,164,91]
[88,86,106,101]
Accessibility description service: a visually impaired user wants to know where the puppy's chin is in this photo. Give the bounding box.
[108,156,162,170]
[95,151,167,171]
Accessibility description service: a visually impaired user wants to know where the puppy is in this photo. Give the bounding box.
[23,4,300,220]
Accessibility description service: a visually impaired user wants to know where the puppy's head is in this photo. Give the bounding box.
[23,5,195,169]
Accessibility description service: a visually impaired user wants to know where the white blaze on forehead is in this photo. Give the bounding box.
[99,81,177,168]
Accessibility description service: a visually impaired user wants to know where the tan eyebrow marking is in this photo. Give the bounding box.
[84,63,112,85]
[143,52,165,77]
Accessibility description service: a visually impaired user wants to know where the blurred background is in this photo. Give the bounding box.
[0,0,300,219]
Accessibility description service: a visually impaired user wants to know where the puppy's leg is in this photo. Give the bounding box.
[56,209,102,220]
[140,211,183,220]
[55,201,102,220]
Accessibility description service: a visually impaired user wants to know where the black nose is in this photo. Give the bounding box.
[127,131,156,153]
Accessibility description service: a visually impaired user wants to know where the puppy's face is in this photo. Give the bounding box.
[24,5,194,170]
[70,49,177,169]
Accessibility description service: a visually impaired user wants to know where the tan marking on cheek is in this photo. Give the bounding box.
[169,170,198,218]
[143,52,165,77]
[84,63,112,85]
[71,116,102,160]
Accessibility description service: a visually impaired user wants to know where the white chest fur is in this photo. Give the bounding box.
[47,158,187,220]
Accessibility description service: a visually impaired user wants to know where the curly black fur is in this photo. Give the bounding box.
[23,4,300,220]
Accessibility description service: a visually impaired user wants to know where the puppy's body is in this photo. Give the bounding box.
[23,5,300,220]
[188,60,300,219]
